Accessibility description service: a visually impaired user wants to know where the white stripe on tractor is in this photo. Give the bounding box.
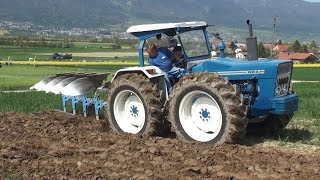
[218,70,265,76]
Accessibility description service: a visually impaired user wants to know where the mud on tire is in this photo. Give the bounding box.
[105,73,167,136]
[167,73,248,144]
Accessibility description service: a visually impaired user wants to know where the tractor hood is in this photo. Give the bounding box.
[191,58,292,80]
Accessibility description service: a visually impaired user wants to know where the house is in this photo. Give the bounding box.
[263,43,274,50]
[236,53,245,59]
[235,43,246,48]
[211,41,220,50]
[273,44,289,53]
[235,48,247,59]
[235,48,242,54]
[277,52,319,64]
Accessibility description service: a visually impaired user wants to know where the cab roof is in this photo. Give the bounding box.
[127,21,208,40]
[127,21,207,33]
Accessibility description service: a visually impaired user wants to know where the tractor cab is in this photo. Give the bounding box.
[127,21,212,68]
[127,22,215,91]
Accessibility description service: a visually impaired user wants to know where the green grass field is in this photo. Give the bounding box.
[275,82,320,145]
[292,68,320,81]
[0,92,61,112]
[1,65,320,146]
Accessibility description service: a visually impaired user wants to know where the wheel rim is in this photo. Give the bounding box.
[113,90,146,134]
[179,90,223,142]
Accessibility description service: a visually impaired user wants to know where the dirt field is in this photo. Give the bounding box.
[1,111,319,179]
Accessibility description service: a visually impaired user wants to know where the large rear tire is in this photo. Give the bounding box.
[167,73,248,144]
[106,73,166,136]
[246,113,293,135]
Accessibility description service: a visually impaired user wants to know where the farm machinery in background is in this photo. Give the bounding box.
[31,21,298,144]
[51,53,73,60]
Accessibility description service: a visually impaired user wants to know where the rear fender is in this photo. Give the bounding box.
[112,66,168,100]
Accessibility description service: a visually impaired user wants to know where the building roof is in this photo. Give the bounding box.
[278,52,318,61]
[126,21,207,33]
[263,43,274,50]
[273,45,289,52]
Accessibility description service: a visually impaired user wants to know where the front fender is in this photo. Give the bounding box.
[112,66,168,100]
[112,66,164,82]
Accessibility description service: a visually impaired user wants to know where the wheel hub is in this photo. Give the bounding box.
[130,105,139,117]
[200,108,211,121]
[179,91,223,142]
[114,90,146,134]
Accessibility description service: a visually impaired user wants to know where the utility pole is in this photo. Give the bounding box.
[270,16,277,60]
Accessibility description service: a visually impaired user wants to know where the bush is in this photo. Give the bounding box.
[111,44,121,49]
[63,54,73,60]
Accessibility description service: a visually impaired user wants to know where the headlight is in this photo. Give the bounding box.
[275,62,292,97]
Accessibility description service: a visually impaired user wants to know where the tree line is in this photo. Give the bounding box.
[290,40,318,53]
[0,37,75,48]
[257,40,318,58]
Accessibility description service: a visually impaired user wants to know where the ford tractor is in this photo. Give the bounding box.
[31,21,298,144]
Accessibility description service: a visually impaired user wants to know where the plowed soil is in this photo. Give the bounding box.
[0,111,319,179]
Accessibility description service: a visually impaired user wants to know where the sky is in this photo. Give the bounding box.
[304,0,320,2]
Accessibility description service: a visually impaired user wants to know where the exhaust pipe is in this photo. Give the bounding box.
[246,20,258,61]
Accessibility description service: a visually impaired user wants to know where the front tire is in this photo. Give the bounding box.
[247,114,294,135]
[106,73,165,136]
[167,73,248,144]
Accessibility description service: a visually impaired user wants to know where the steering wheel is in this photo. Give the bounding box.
[175,58,187,68]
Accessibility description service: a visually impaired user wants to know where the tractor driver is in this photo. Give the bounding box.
[147,43,184,93]
[147,43,173,72]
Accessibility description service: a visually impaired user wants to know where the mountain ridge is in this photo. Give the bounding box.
[0,0,319,33]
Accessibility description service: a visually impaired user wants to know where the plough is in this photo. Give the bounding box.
[31,73,109,120]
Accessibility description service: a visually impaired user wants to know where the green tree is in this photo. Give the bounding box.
[299,44,308,53]
[90,38,98,43]
[57,41,63,48]
[16,36,25,47]
[310,40,317,50]
[40,37,47,47]
[257,42,270,58]
[291,40,301,53]
[228,41,237,50]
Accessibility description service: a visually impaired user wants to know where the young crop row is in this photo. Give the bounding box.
[293,64,320,68]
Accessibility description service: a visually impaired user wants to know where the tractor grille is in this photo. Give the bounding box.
[275,62,292,97]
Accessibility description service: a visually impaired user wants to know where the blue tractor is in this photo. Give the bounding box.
[32,21,298,144]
